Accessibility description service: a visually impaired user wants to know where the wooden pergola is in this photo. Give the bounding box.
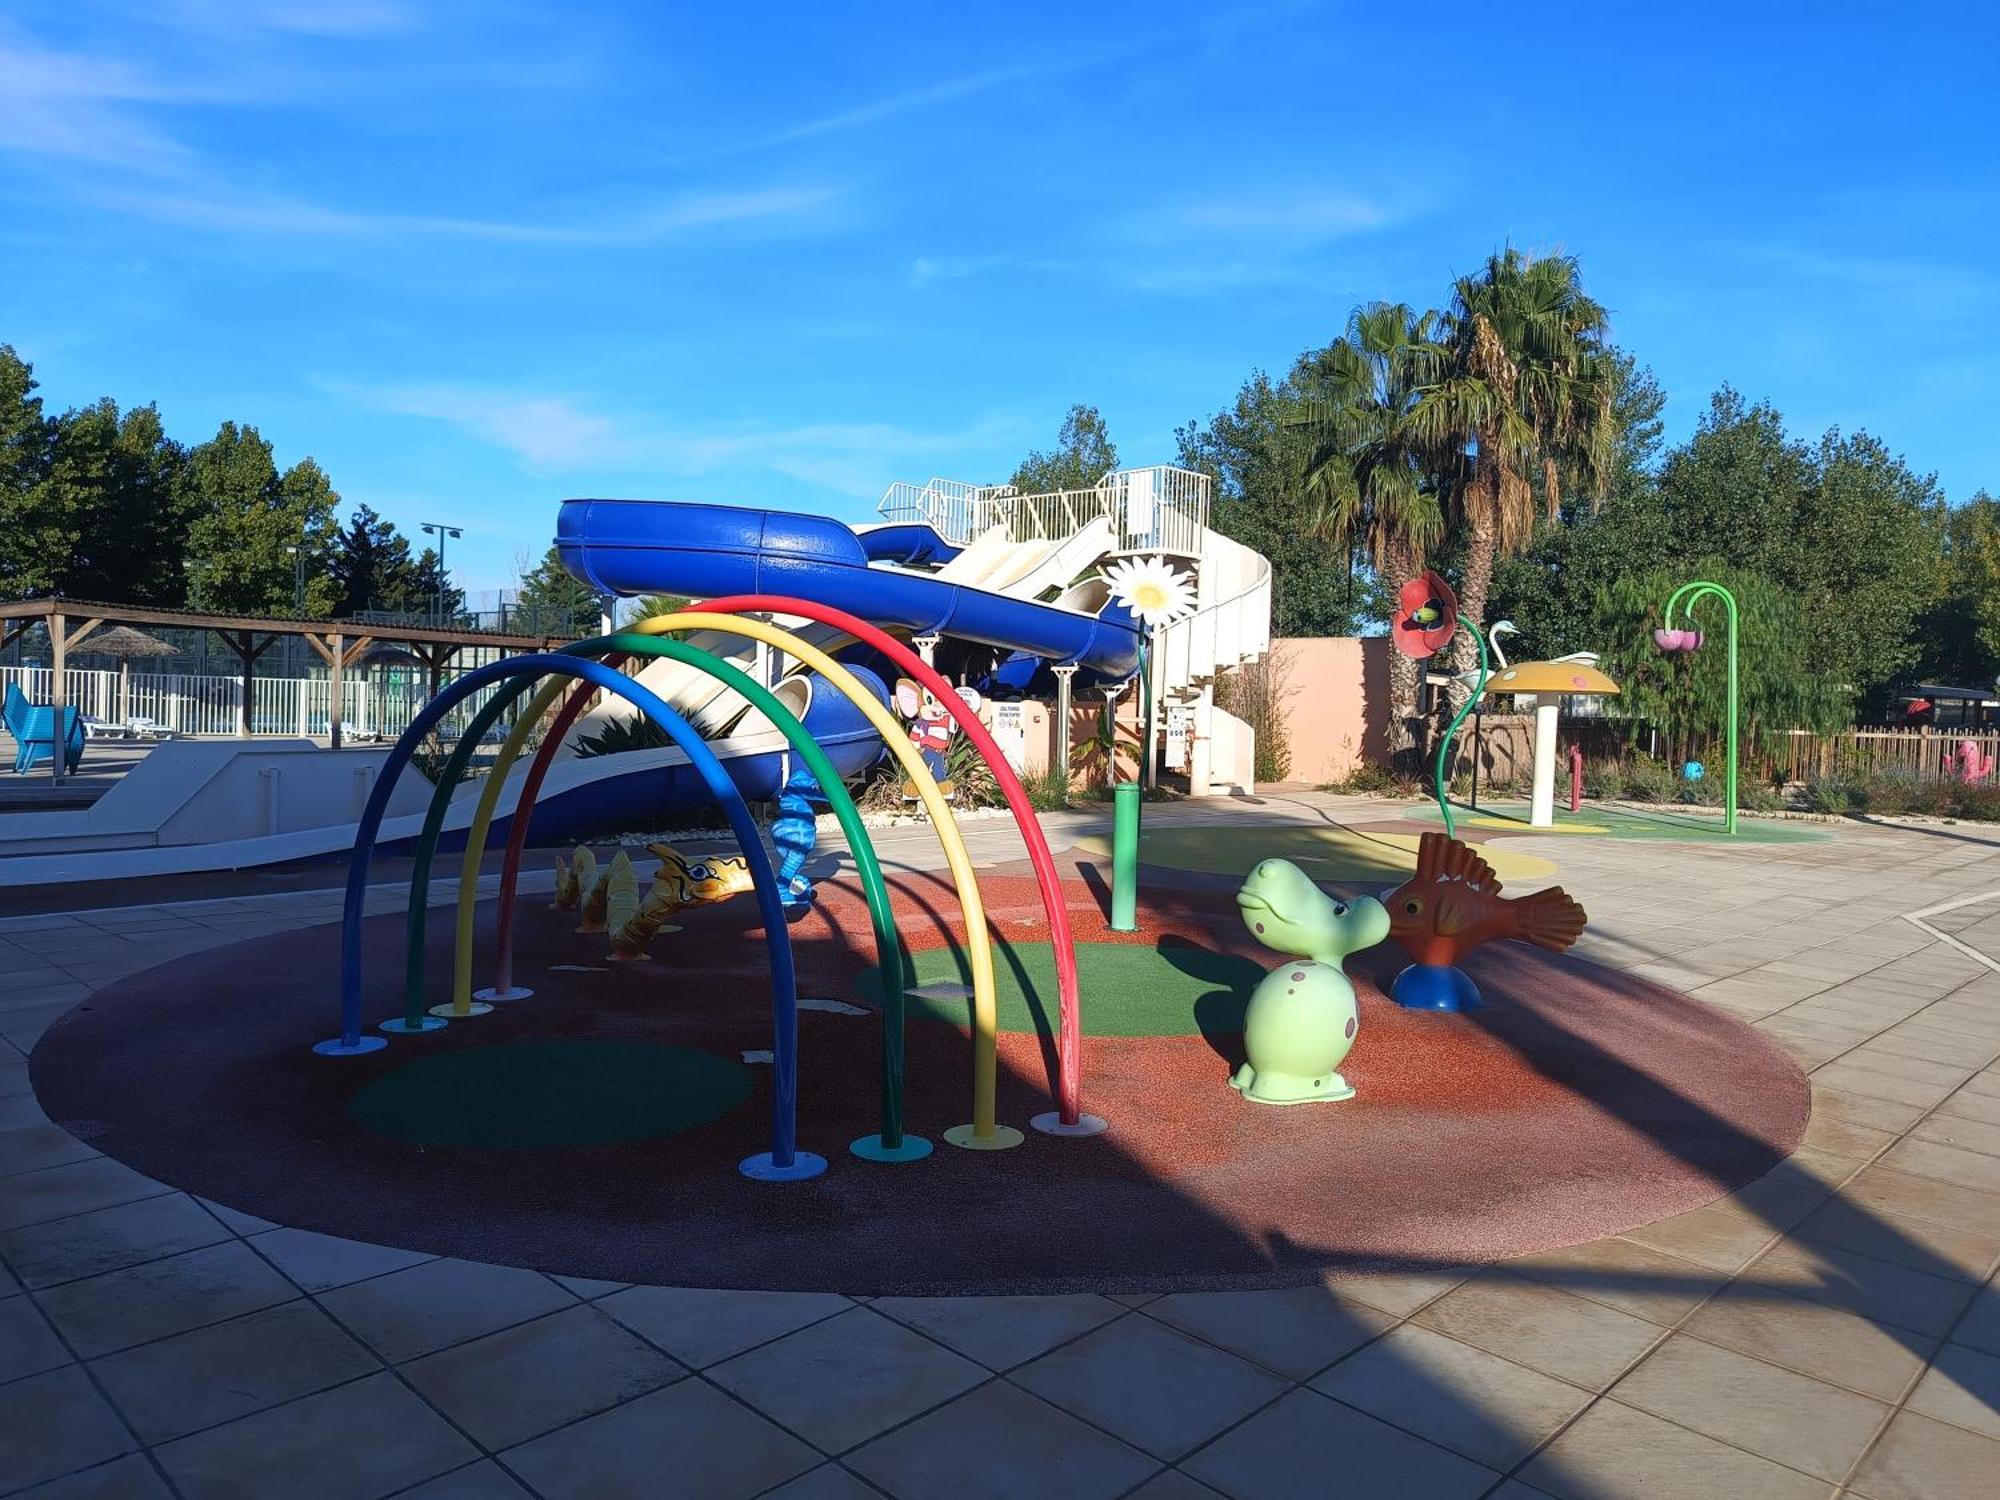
[0,597,565,783]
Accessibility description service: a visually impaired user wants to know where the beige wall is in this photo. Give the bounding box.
[1271,639,1589,788]
[1274,636,1391,783]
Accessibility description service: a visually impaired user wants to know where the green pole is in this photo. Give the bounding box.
[1110,780,1141,931]
[1662,581,1740,835]
[1431,616,1490,839]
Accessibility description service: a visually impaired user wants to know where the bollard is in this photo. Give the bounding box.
[1111,781,1141,932]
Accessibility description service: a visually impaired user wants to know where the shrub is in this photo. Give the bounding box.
[1957,785,2000,821]
[1801,777,1861,814]
[1022,767,1073,812]
[409,729,474,788]
[1735,782,1786,813]
[1676,774,1723,806]
[1328,762,1423,797]
[1620,759,1677,803]
[1580,761,1622,799]
[1853,771,1951,816]
[1215,649,1295,783]
[943,734,1002,809]
[575,714,669,758]
[855,763,907,814]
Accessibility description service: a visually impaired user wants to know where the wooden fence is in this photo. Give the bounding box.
[1772,727,2000,785]
[1454,719,2000,789]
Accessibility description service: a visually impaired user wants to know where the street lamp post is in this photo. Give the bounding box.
[420,522,463,625]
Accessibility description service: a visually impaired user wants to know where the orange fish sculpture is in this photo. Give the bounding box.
[1382,832,1587,1011]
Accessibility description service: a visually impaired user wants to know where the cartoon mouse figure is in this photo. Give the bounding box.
[894,679,981,800]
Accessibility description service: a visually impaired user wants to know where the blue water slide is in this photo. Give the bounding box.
[409,665,890,851]
[856,522,961,568]
[557,499,1143,679]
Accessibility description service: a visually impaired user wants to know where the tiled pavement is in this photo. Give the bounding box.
[3,796,2000,1498]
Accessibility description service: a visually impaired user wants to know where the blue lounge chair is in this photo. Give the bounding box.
[4,682,85,774]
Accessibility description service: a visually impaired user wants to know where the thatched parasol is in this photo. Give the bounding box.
[75,627,177,724]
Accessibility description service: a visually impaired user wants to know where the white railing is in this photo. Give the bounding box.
[1155,526,1273,695]
[877,461,1269,714]
[878,466,1213,554]
[875,478,989,544]
[0,665,512,743]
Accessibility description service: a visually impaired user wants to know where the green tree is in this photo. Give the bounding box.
[99,404,193,604]
[0,388,190,603]
[183,422,339,616]
[1413,249,1618,677]
[0,346,57,597]
[331,504,421,616]
[1591,562,1853,772]
[1645,392,1941,707]
[1177,368,1375,637]
[1917,492,2000,687]
[1012,403,1118,494]
[1490,386,1942,717]
[512,545,598,636]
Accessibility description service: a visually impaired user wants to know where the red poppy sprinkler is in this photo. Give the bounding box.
[1392,571,1488,837]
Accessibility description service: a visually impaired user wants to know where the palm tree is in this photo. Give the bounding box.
[1295,302,1447,758]
[622,591,693,625]
[1415,250,1618,687]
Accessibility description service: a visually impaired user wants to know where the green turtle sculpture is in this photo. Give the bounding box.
[1230,857,1389,1105]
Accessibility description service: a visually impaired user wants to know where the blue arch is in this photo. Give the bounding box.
[322,654,810,1175]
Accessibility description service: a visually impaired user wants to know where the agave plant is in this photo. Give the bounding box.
[575,714,670,758]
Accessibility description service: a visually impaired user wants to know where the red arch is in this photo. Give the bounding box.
[694,595,1091,1129]
[485,598,1098,1130]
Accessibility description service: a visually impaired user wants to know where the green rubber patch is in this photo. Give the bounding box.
[347,1041,753,1151]
[1411,802,1828,843]
[856,939,1264,1039]
[1074,824,1557,882]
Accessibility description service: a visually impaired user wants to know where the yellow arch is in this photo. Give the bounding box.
[448,612,1020,1150]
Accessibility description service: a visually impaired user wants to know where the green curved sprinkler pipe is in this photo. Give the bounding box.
[1662,580,1740,836]
[1433,617,1491,839]
[395,633,920,1154]
[1111,635,1149,932]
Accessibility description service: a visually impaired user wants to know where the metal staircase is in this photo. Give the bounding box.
[877,466,1274,792]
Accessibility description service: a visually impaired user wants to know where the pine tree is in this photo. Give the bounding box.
[331,504,421,616]
[513,545,600,637]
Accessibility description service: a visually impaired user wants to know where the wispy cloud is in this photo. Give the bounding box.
[909,185,1411,297]
[340,381,1024,496]
[733,61,1064,154]
[676,43,1132,167]
[0,25,213,171]
[691,2,1331,166]
[357,388,626,471]
[92,184,839,244]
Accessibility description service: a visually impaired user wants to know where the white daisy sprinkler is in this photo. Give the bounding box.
[1103,555,1196,629]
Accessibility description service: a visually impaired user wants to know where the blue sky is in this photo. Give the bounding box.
[3,1,1993,593]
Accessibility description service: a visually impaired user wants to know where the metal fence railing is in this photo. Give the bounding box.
[878,466,1213,554]
[0,665,513,743]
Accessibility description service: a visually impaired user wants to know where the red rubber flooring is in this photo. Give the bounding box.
[30,869,1808,1294]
